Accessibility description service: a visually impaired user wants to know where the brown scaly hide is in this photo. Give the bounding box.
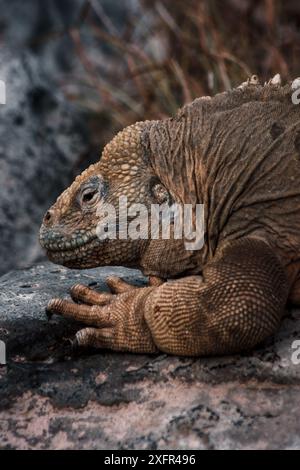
[54,121,150,215]
[146,82,300,275]
[42,76,300,356]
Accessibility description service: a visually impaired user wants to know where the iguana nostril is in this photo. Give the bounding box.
[44,210,53,225]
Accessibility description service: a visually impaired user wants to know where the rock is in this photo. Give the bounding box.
[0,0,142,81]
[1,263,300,449]
[0,0,145,277]
[0,48,90,275]
[0,0,83,77]
[0,0,162,278]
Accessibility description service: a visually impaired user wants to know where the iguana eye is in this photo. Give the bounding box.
[82,189,97,203]
[80,187,100,207]
[79,175,107,207]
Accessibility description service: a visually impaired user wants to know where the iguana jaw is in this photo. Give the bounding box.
[46,241,99,267]
[39,229,97,253]
[44,238,145,270]
[39,226,100,267]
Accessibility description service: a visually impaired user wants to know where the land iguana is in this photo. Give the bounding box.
[39,74,300,356]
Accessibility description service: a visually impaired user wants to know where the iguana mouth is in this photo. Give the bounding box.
[39,229,98,255]
[45,239,102,268]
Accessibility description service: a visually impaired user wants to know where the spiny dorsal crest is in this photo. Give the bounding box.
[175,73,300,121]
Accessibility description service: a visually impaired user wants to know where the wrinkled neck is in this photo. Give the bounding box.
[146,112,205,206]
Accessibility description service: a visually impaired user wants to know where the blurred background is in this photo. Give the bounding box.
[0,0,299,275]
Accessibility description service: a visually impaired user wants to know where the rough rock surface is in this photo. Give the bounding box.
[1,263,300,449]
[0,48,89,275]
[0,0,141,81]
[0,0,154,277]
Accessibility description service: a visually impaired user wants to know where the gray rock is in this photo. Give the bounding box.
[0,48,90,275]
[0,0,158,277]
[0,0,142,81]
[1,262,300,449]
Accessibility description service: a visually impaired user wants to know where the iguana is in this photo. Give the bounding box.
[39,75,300,356]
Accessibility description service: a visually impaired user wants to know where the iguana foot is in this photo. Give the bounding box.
[46,276,164,350]
[148,276,164,287]
[105,276,139,293]
[47,294,114,350]
[70,284,113,305]
[104,275,164,291]
[46,284,158,353]
[68,274,163,306]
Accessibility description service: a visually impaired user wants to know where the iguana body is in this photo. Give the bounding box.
[40,75,300,355]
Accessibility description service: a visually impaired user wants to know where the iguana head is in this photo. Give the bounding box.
[39,121,186,275]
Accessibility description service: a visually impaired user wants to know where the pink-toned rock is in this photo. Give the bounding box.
[1,263,300,449]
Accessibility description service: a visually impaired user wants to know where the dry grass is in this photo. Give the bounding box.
[56,0,300,141]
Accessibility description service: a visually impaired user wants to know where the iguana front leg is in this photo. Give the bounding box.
[46,238,289,355]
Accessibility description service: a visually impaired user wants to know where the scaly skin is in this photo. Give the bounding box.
[40,75,300,356]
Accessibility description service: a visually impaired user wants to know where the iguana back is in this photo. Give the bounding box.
[148,80,300,267]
